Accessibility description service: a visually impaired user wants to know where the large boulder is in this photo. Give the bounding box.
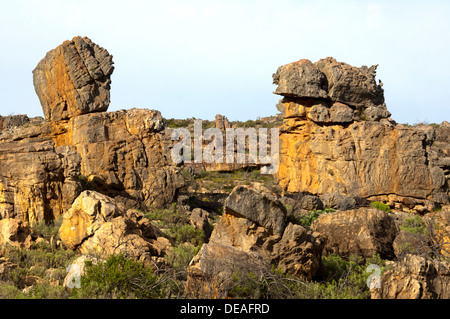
[223,185,286,236]
[33,36,114,122]
[187,185,325,293]
[372,254,450,299]
[0,218,32,249]
[59,191,170,262]
[310,208,398,259]
[273,57,386,109]
[271,223,324,280]
[58,190,122,250]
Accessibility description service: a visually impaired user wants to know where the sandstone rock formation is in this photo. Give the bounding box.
[310,208,398,259]
[0,37,184,224]
[0,108,184,223]
[33,36,114,122]
[59,191,170,263]
[372,254,450,299]
[0,218,32,249]
[187,185,325,295]
[274,57,449,212]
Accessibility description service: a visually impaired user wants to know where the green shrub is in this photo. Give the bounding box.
[297,208,335,227]
[370,201,391,213]
[73,253,164,299]
[24,284,70,299]
[227,254,386,299]
[169,224,204,246]
[0,282,26,299]
[31,215,63,239]
[165,244,201,276]
[399,215,428,235]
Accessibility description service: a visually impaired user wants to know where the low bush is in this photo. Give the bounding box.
[73,253,166,299]
[226,254,386,299]
[399,215,428,235]
[293,208,335,227]
[370,201,391,213]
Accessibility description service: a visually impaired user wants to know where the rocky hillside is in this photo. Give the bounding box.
[0,37,449,299]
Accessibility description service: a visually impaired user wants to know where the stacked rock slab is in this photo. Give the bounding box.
[187,185,325,297]
[0,37,184,223]
[274,57,449,211]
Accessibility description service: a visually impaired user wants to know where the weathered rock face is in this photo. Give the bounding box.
[59,108,183,209]
[187,185,325,295]
[0,218,32,249]
[372,254,450,299]
[33,36,114,122]
[310,208,398,259]
[425,207,450,258]
[59,191,170,262]
[224,185,286,236]
[0,108,184,223]
[0,36,183,223]
[274,57,449,211]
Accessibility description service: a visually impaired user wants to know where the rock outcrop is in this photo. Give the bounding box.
[372,254,450,299]
[59,191,170,263]
[0,37,184,224]
[187,185,325,296]
[310,208,398,259]
[0,108,184,223]
[33,36,114,122]
[0,218,32,249]
[274,57,449,212]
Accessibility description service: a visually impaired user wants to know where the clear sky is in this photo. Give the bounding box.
[1,0,449,124]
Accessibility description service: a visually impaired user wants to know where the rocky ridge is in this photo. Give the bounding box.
[0,38,449,299]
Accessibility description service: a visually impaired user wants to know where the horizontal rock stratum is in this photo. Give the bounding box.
[274,57,449,211]
[0,37,183,223]
[32,36,114,122]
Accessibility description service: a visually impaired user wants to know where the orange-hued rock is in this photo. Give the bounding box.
[0,218,32,249]
[33,36,114,122]
[59,190,170,261]
[274,58,449,210]
[0,108,184,223]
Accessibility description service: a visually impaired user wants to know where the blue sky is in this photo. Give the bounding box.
[1,0,449,124]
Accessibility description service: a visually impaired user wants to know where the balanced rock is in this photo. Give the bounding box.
[33,36,114,122]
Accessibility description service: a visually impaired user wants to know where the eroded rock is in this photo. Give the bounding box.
[33,36,114,122]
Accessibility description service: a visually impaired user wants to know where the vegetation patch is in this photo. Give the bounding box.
[370,201,391,213]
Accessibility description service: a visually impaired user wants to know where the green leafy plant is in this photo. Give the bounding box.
[297,208,335,227]
[370,201,391,213]
[74,253,164,299]
[399,215,428,235]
